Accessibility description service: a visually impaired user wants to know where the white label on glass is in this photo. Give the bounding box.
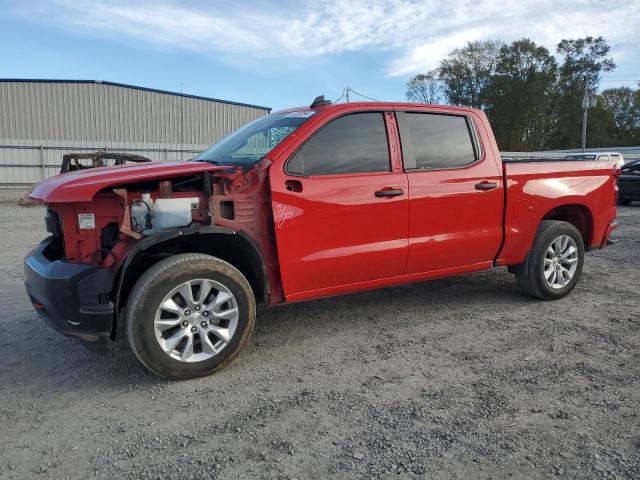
[78,213,95,229]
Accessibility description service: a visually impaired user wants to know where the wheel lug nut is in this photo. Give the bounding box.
[184,310,191,316]
[202,311,209,317]
[195,305,200,311]
[191,326,197,333]
[182,321,188,327]
[201,321,207,328]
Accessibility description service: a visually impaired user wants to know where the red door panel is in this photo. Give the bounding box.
[405,164,503,274]
[270,172,409,296]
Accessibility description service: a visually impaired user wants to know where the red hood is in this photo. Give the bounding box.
[29,160,230,203]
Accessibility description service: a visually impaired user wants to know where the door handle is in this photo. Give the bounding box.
[475,181,498,191]
[375,188,404,198]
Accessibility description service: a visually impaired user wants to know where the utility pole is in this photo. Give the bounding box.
[345,87,350,102]
[581,76,588,152]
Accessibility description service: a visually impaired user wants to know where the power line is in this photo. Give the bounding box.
[347,87,380,102]
[334,87,380,103]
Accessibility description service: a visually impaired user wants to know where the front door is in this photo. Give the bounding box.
[270,112,409,299]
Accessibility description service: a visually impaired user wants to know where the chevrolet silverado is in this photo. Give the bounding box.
[24,97,619,379]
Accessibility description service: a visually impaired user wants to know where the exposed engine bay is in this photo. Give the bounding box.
[35,159,283,307]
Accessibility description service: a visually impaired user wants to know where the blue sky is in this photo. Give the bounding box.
[1,0,639,110]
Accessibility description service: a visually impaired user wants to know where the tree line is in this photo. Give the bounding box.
[405,36,640,151]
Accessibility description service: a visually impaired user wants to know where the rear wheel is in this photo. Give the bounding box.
[125,253,255,379]
[514,220,585,300]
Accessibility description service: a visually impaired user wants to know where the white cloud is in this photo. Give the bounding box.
[14,0,640,77]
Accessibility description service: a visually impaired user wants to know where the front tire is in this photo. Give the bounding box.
[514,220,585,300]
[125,253,256,380]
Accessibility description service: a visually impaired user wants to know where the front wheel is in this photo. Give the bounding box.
[514,220,585,300]
[125,253,256,379]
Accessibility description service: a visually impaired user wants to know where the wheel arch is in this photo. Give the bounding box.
[112,226,268,338]
[540,203,593,249]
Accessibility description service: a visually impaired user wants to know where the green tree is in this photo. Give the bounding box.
[600,86,640,144]
[438,40,502,108]
[550,36,616,148]
[403,36,631,150]
[485,39,557,150]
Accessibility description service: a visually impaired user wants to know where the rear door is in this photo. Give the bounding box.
[269,111,409,299]
[396,110,504,274]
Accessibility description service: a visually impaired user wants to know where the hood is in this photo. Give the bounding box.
[29,160,230,203]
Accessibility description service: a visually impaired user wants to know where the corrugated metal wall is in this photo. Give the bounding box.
[0,80,270,187]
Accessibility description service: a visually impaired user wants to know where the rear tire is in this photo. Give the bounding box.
[514,220,585,300]
[125,253,255,380]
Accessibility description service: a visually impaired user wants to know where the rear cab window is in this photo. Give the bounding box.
[397,112,480,170]
[286,112,390,176]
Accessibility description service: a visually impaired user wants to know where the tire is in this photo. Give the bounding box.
[618,197,631,206]
[125,253,256,380]
[514,220,585,300]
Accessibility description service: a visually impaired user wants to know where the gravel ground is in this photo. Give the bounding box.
[1,193,639,479]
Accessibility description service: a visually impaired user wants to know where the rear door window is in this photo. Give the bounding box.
[286,113,390,176]
[398,113,478,170]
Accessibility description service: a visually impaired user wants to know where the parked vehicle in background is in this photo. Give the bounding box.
[24,97,619,379]
[564,152,625,168]
[61,152,151,173]
[618,159,640,205]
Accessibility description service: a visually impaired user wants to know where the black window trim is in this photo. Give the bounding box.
[397,111,483,172]
[284,110,393,178]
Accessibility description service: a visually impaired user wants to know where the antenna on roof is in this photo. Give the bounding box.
[310,95,332,108]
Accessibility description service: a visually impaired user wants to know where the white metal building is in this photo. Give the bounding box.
[0,79,270,187]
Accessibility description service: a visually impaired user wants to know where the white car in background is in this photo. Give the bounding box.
[564,152,625,167]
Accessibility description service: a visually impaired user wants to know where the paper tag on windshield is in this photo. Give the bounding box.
[284,111,316,118]
[78,213,95,229]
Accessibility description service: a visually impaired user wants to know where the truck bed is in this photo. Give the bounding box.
[496,159,618,266]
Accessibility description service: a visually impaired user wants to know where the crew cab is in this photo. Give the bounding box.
[24,97,619,379]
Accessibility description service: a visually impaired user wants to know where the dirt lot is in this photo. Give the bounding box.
[1,194,639,480]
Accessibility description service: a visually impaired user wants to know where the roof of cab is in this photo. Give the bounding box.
[271,101,482,115]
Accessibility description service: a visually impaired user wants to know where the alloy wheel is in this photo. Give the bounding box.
[543,235,579,289]
[153,279,239,362]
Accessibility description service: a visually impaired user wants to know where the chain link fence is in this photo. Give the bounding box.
[501,146,640,162]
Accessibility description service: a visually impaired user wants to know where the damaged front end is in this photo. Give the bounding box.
[24,159,282,354]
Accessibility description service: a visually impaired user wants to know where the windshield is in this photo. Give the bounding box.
[193,111,315,167]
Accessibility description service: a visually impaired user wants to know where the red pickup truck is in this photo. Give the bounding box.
[25,97,619,379]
